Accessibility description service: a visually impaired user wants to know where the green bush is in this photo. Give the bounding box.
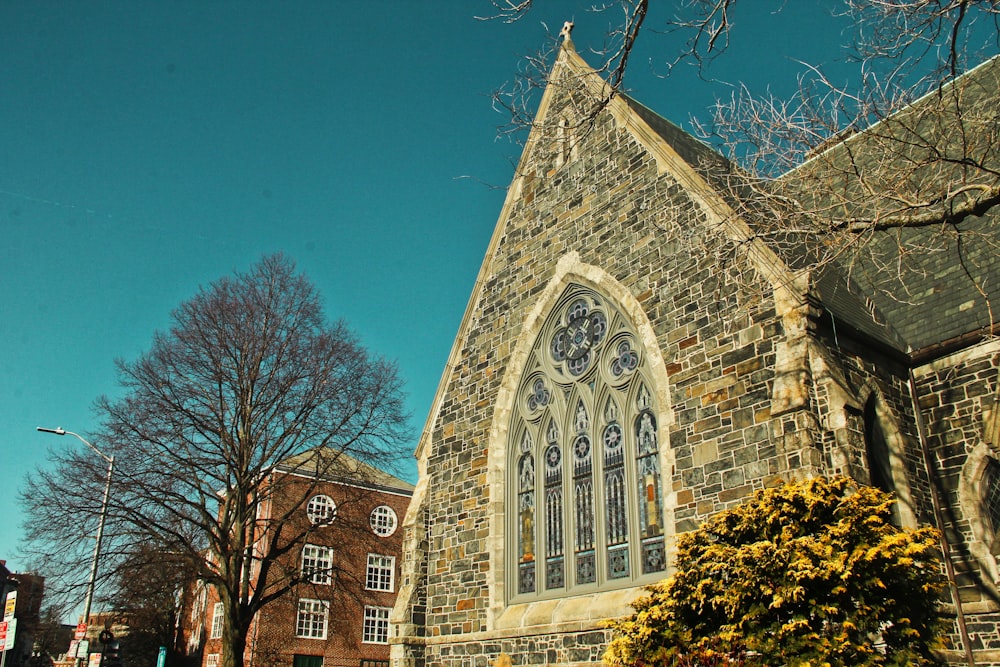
[604,476,946,666]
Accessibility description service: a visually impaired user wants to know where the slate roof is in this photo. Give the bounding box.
[783,55,1000,354]
[621,55,1000,358]
[276,446,415,495]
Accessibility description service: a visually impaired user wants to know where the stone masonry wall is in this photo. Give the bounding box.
[913,342,1000,665]
[395,47,1000,667]
[816,330,934,521]
[412,77,809,665]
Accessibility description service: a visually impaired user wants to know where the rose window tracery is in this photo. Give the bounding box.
[550,298,608,376]
[510,284,666,600]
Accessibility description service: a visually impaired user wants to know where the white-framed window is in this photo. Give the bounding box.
[365,554,395,592]
[509,285,667,602]
[205,655,220,667]
[301,544,334,585]
[210,602,224,639]
[361,606,391,644]
[370,505,397,537]
[307,494,337,525]
[187,584,208,650]
[295,598,329,639]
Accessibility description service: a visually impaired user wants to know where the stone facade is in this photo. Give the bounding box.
[393,38,1000,666]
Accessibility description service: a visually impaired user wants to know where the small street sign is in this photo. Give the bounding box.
[76,640,89,658]
[3,592,15,622]
[88,653,101,667]
[0,620,8,647]
[75,624,87,640]
[2,619,15,651]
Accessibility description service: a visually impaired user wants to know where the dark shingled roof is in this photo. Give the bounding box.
[621,56,1000,357]
[785,55,1000,354]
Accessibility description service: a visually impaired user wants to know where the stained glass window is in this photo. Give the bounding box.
[636,385,666,574]
[544,419,564,590]
[604,399,629,579]
[517,429,536,594]
[509,285,666,600]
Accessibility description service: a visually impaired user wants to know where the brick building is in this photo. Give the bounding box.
[190,449,412,667]
[392,31,1000,666]
[1,563,46,667]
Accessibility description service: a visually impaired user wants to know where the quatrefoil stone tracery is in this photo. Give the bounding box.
[550,299,608,377]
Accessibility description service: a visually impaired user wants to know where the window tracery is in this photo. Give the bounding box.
[510,285,666,599]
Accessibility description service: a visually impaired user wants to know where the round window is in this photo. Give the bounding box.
[370,504,398,537]
[307,494,337,525]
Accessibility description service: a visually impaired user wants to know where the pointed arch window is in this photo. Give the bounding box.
[864,397,892,486]
[862,393,918,528]
[510,285,666,600]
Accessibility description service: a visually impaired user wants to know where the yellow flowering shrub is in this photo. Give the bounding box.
[604,476,946,666]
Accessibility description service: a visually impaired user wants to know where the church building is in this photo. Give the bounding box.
[392,28,1000,666]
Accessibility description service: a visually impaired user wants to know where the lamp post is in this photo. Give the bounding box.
[36,427,114,664]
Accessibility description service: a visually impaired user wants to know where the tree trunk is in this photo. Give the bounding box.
[221,614,250,667]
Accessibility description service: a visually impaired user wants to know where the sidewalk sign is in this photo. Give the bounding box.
[3,619,14,651]
[3,592,15,622]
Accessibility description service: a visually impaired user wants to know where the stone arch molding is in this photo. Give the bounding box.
[810,350,918,529]
[486,252,676,631]
[855,382,919,529]
[960,443,1000,607]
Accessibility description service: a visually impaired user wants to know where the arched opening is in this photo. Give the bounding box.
[508,285,667,601]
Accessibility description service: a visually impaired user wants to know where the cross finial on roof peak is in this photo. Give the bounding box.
[560,21,574,41]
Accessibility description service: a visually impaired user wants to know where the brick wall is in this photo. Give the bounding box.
[193,474,411,667]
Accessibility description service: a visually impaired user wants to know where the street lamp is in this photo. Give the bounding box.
[36,427,114,659]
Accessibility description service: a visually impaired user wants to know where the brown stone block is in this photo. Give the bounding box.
[676,489,694,505]
[717,397,740,412]
[685,383,705,400]
[678,335,699,350]
[456,598,476,611]
[701,388,729,406]
[917,393,940,410]
[718,485,752,503]
[693,415,722,433]
[736,357,763,375]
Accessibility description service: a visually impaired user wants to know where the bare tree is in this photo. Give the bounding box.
[21,254,410,667]
[103,546,196,667]
[485,1,1000,329]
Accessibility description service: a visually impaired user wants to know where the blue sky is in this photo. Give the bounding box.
[0,2,854,574]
